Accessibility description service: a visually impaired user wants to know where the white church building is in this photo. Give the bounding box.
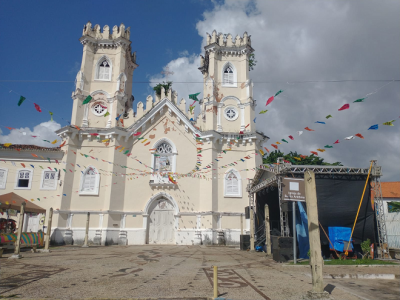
[0,22,269,246]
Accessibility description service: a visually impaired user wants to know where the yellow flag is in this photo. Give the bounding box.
[317,149,326,152]
[51,139,58,144]
[102,139,110,143]
[294,157,301,161]
[141,139,148,143]
[3,143,12,147]
[276,142,281,144]
[5,201,9,205]
[259,149,265,156]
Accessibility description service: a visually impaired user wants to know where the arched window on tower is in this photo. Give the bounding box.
[224,169,242,197]
[96,57,112,81]
[154,142,173,172]
[80,166,100,195]
[150,139,177,185]
[222,63,236,87]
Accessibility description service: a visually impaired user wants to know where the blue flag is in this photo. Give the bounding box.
[116,114,122,121]
[368,124,378,130]
[315,121,326,124]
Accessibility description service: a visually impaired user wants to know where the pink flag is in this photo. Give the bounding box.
[133,132,141,136]
[34,103,42,112]
[334,140,339,144]
[288,135,294,140]
[338,104,349,111]
[266,96,274,106]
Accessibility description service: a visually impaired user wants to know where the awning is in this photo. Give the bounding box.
[0,192,46,214]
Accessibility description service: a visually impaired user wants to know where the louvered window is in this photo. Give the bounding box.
[226,172,239,194]
[98,60,111,80]
[154,142,173,172]
[16,170,31,188]
[0,168,7,189]
[82,168,96,191]
[223,66,234,85]
[42,171,56,190]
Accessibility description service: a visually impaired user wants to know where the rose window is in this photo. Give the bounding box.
[224,107,238,121]
[92,103,107,116]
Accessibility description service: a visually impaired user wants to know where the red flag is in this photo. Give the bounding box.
[334,140,339,144]
[288,135,294,140]
[73,125,81,131]
[245,124,250,128]
[34,103,42,112]
[300,155,307,159]
[144,142,150,146]
[90,133,99,136]
[133,132,141,136]
[338,104,349,111]
[21,163,26,168]
[239,131,244,134]
[5,127,15,130]
[283,159,290,163]
[31,153,38,158]
[355,133,364,139]
[310,151,318,156]
[60,141,66,147]
[264,147,270,153]
[266,96,274,106]
[271,144,278,149]
[305,127,314,131]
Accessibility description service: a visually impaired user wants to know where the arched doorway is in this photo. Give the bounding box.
[145,192,178,244]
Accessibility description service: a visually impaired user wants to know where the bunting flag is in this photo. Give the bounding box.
[101,139,109,143]
[368,124,378,130]
[315,121,326,124]
[334,140,339,144]
[137,137,144,140]
[116,114,122,121]
[144,142,150,146]
[338,104,350,111]
[288,135,294,140]
[104,112,110,117]
[281,139,288,143]
[264,147,270,153]
[5,127,15,130]
[298,131,303,136]
[82,95,92,105]
[168,175,177,184]
[51,139,58,144]
[253,118,256,123]
[21,163,26,168]
[344,136,355,140]
[90,133,99,136]
[124,150,130,155]
[383,120,395,126]
[293,157,301,161]
[355,133,364,139]
[317,149,326,152]
[245,124,250,128]
[259,149,265,156]
[326,115,333,119]
[271,144,278,149]
[31,153,38,158]
[133,132,142,136]
[275,90,283,97]
[304,127,314,131]
[17,96,26,106]
[49,111,53,121]
[73,125,81,131]
[189,92,201,101]
[353,98,366,103]
[120,119,124,127]
[324,145,333,148]
[300,155,307,159]
[310,151,318,156]
[259,110,268,114]
[189,106,195,114]
[276,142,281,145]
[266,96,274,106]
[34,103,42,112]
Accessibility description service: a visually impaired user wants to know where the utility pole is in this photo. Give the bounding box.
[304,170,329,299]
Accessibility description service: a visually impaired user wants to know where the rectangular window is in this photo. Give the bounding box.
[42,171,57,190]
[17,171,30,188]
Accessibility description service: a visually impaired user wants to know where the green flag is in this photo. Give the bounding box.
[324,145,333,148]
[189,92,201,101]
[326,115,333,119]
[49,111,53,121]
[274,90,283,97]
[104,111,110,117]
[124,150,130,155]
[353,98,365,103]
[82,95,92,105]
[18,96,26,106]
[281,139,288,143]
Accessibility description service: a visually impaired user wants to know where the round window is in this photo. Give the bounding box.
[224,106,239,121]
[92,102,108,116]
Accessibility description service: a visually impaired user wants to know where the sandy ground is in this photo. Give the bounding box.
[0,245,398,300]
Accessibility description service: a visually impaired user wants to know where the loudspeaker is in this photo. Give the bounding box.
[273,248,294,262]
[240,234,250,250]
[245,206,250,219]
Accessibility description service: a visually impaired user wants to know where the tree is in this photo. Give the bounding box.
[263,150,342,166]
[153,81,172,97]
[249,53,257,71]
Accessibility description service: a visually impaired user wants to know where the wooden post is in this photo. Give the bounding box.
[82,212,90,247]
[44,208,53,252]
[9,202,26,259]
[265,204,271,256]
[240,214,243,235]
[250,202,255,251]
[304,170,328,298]
[213,265,218,298]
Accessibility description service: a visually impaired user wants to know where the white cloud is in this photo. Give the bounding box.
[178,50,189,57]
[148,0,400,180]
[0,121,62,147]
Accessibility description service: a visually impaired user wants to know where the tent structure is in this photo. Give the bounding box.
[0,192,46,214]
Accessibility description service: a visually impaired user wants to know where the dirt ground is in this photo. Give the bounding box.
[1,245,398,300]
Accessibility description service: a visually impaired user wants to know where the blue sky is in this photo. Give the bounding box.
[0,0,216,128]
[1,0,399,180]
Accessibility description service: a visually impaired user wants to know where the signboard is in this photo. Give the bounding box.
[282,178,306,202]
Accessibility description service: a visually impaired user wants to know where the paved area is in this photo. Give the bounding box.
[0,245,399,299]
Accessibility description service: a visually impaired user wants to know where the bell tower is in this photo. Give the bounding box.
[199,31,256,133]
[71,22,138,129]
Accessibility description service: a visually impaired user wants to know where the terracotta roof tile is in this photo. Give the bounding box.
[371,181,400,199]
[0,144,61,151]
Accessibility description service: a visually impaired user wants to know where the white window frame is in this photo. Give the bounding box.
[221,62,237,88]
[224,169,242,198]
[95,56,112,82]
[14,168,33,190]
[91,101,108,117]
[40,170,58,191]
[150,138,177,184]
[79,166,100,195]
[0,167,8,189]
[224,106,239,121]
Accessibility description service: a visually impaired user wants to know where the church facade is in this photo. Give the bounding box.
[0,23,269,246]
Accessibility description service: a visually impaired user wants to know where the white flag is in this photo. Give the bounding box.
[344,136,355,140]
[297,131,303,136]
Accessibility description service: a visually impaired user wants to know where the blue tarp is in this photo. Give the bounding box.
[328,227,353,252]
[296,202,310,259]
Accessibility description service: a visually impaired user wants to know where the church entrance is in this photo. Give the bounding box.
[147,198,176,244]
